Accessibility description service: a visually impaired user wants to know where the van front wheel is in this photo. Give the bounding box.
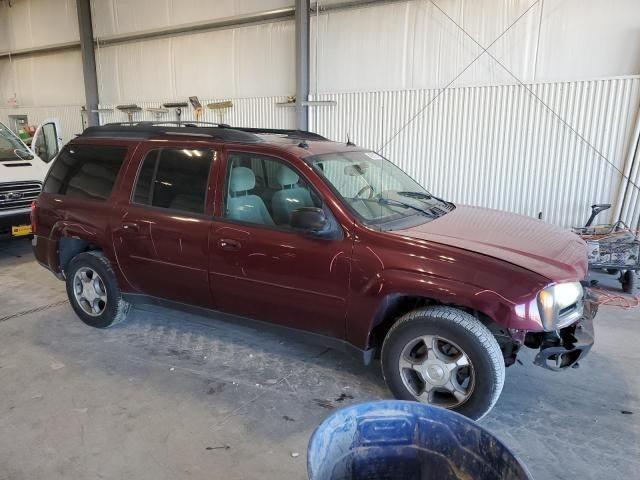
[381,306,505,420]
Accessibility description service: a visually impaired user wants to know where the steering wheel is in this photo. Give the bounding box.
[355,185,375,200]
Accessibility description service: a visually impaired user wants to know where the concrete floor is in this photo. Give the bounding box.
[0,237,638,480]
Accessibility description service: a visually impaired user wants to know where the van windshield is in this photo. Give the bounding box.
[307,150,454,227]
[0,123,31,161]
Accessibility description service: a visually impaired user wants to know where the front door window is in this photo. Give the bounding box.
[223,152,322,228]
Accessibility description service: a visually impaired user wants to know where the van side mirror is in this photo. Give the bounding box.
[291,207,328,233]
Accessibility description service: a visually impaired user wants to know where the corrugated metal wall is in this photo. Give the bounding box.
[617,114,640,230]
[97,96,295,129]
[310,76,640,228]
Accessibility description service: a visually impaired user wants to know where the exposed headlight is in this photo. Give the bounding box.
[537,282,584,331]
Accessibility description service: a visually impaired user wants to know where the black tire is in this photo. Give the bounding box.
[65,251,130,328]
[381,306,505,420]
[621,270,637,294]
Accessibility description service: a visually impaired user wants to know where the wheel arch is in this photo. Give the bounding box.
[361,270,511,354]
[367,293,498,355]
[49,221,105,276]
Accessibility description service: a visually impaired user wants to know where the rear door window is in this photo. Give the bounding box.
[43,144,128,201]
[132,148,213,215]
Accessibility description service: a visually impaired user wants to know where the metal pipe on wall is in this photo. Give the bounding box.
[295,0,311,130]
[76,0,99,127]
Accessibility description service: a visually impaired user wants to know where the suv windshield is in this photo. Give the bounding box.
[307,150,453,227]
[0,123,32,161]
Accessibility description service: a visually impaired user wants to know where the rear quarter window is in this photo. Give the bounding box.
[132,148,213,215]
[43,144,128,201]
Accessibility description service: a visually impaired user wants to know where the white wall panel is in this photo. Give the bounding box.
[95,20,295,104]
[91,0,293,38]
[310,0,542,93]
[0,50,84,107]
[310,76,640,228]
[172,29,237,99]
[311,0,640,94]
[0,0,78,51]
[234,21,295,97]
[97,95,295,129]
[536,0,640,82]
[96,38,175,104]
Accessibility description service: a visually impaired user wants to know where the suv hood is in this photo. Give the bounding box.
[390,205,587,282]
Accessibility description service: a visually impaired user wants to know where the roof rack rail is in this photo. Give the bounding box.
[79,123,329,143]
[104,121,232,128]
[227,127,328,141]
[80,124,261,143]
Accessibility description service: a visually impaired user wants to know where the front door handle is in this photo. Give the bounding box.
[122,222,140,234]
[218,238,242,251]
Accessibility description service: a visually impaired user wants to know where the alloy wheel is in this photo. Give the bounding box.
[398,334,475,408]
[73,267,108,317]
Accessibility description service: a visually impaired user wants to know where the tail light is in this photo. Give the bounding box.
[31,200,37,235]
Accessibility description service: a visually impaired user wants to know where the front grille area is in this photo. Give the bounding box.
[0,181,42,212]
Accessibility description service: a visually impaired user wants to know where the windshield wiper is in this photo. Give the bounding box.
[378,197,435,217]
[397,191,432,200]
[397,190,452,210]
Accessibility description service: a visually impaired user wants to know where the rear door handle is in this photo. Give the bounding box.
[122,222,140,233]
[218,238,242,251]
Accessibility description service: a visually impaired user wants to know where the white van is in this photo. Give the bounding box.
[0,119,63,238]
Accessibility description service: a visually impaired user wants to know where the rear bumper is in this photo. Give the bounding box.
[533,302,596,371]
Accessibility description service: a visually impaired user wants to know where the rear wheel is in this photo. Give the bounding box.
[66,251,130,328]
[381,306,505,420]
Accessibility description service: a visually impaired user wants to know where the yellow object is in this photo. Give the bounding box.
[11,225,32,237]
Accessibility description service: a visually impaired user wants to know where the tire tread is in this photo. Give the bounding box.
[381,306,505,419]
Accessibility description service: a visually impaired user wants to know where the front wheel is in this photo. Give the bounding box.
[381,306,505,420]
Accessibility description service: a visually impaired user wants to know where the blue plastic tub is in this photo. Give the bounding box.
[307,400,532,480]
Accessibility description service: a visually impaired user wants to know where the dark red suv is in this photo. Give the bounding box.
[32,123,596,419]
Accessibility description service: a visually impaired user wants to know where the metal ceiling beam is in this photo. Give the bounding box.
[314,0,408,13]
[94,0,407,47]
[96,8,296,47]
[295,0,310,130]
[0,41,80,59]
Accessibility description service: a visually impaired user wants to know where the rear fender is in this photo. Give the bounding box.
[47,221,104,274]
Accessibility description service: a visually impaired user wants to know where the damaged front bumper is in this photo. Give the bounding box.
[531,301,596,371]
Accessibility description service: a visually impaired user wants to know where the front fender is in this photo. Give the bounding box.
[346,268,514,349]
[347,268,547,350]
[379,269,514,322]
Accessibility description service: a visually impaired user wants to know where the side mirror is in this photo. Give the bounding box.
[291,207,328,233]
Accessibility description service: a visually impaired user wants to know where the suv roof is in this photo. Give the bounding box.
[75,122,362,157]
[80,122,328,144]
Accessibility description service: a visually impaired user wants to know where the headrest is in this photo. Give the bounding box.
[229,167,255,193]
[276,166,299,187]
